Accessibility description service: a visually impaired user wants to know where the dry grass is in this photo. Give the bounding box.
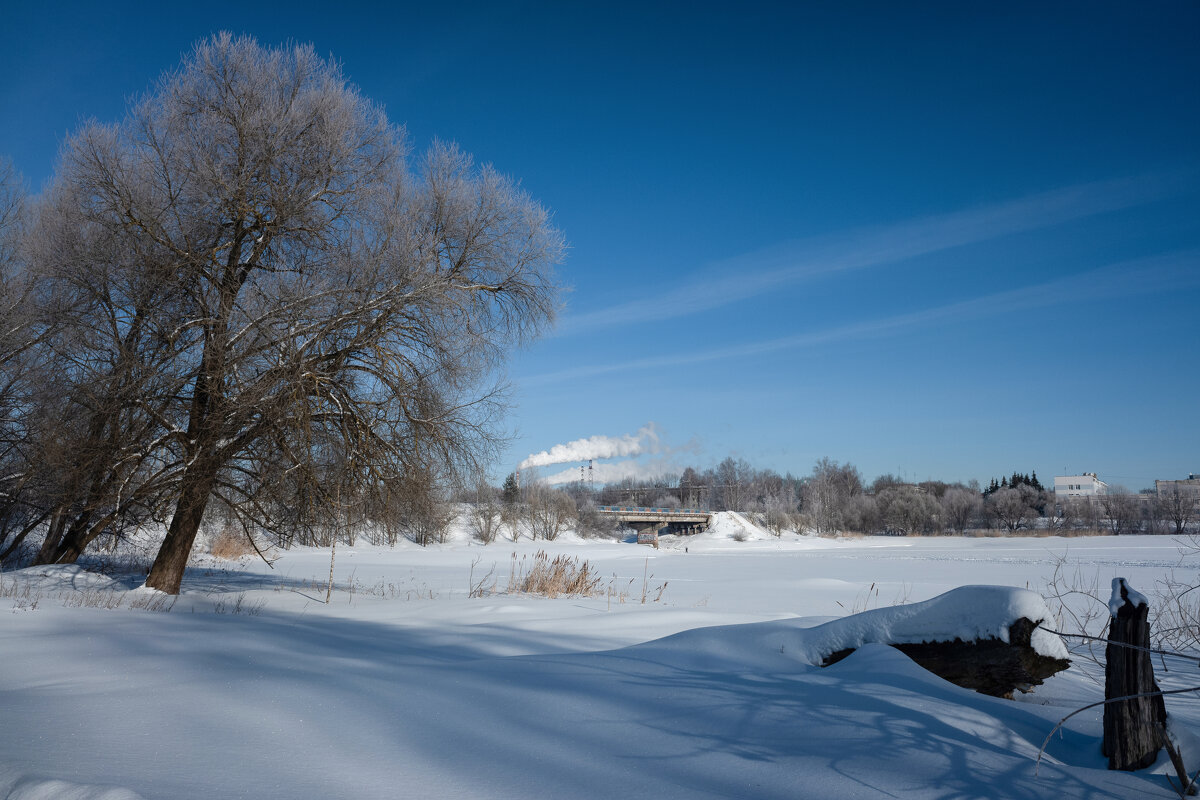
[469,556,497,598]
[129,591,176,612]
[0,572,175,612]
[213,592,266,615]
[816,528,1111,539]
[817,530,866,540]
[1,574,42,610]
[507,550,603,598]
[209,523,258,560]
[963,528,1111,538]
[61,588,126,609]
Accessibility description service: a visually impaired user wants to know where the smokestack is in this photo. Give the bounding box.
[520,424,660,470]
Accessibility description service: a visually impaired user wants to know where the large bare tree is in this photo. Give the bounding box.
[24,34,562,591]
[0,158,41,561]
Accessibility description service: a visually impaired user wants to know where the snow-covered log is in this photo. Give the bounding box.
[819,585,1070,698]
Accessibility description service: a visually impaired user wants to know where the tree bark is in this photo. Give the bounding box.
[49,514,97,564]
[34,510,70,564]
[144,464,218,594]
[1103,578,1165,771]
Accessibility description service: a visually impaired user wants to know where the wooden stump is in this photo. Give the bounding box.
[1103,578,1166,771]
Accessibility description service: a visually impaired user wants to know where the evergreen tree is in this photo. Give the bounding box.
[502,473,520,506]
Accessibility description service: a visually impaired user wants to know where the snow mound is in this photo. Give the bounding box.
[800,584,1069,661]
[1,564,125,594]
[0,764,145,800]
[634,585,1068,671]
[693,511,773,542]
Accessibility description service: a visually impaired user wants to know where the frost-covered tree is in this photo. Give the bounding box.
[0,158,41,562]
[19,34,562,590]
[876,486,940,535]
[802,458,863,534]
[986,485,1041,532]
[940,487,983,534]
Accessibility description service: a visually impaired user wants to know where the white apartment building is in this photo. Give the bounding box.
[1054,473,1108,498]
[1156,475,1200,499]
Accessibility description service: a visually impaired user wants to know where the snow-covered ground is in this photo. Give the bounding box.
[3,515,1198,799]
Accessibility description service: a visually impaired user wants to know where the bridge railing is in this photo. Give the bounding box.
[595,505,710,515]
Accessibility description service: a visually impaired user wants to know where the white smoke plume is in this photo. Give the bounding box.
[542,457,675,486]
[520,423,660,470]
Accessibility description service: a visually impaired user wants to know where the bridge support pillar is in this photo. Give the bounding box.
[631,521,664,548]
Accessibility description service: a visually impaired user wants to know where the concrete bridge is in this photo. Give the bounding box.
[595,505,712,545]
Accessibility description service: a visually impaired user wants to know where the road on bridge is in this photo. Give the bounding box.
[594,505,712,545]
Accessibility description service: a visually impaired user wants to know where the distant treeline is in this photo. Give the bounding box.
[504,458,1193,537]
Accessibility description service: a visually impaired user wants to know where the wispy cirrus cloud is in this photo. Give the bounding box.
[555,170,1196,337]
[523,249,1200,387]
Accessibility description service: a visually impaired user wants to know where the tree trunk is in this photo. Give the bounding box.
[34,510,70,564]
[51,515,113,565]
[145,300,229,594]
[145,465,218,594]
[1103,578,1166,771]
[0,511,50,563]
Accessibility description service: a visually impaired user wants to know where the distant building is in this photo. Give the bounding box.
[1156,475,1200,499]
[1054,473,1108,498]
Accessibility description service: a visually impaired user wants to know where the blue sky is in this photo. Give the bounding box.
[3,2,1198,490]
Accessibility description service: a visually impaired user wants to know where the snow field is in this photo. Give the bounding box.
[2,519,1197,799]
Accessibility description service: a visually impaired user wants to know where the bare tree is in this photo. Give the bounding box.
[802,458,863,534]
[986,486,1039,532]
[23,34,562,591]
[1140,493,1171,535]
[1158,485,1197,535]
[1100,488,1140,535]
[391,463,455,546]
[1074,496,1102,532]
[468,480,503,544]
[525,484,575,541]
[941,488,982,534]
[843,494,880,535]
[0,158,42,562]
[573,499,621,539]
[714,457,749,511]
[1044,494,1073,532]
[876,485,940,535]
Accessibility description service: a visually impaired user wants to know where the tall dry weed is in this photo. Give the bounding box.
[507,550,602,598]
[209,524,257,560]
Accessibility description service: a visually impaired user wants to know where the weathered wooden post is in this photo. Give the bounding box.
[1103,577,1166,771]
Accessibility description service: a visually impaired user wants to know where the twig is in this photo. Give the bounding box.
[1036,686,1200,774]
[1043,627,1200,666]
